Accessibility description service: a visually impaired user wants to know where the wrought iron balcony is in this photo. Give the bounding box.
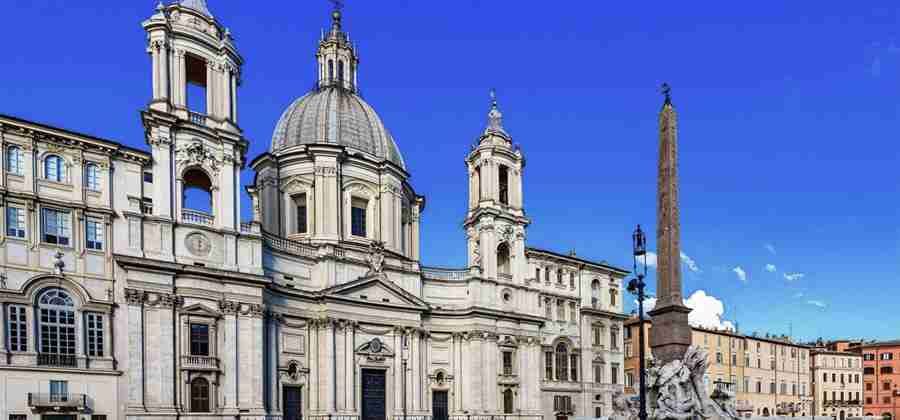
[182,209,214,226]
[37,353,77,367]
[28,393,88,411]
[181,355,219,370]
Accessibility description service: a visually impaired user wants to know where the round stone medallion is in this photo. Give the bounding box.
[185,232,212,257]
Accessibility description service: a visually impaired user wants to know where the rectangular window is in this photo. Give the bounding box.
[86,313,104,357]
[7,305,27,352]
[7,146,24,175]
[611,362,620,384]
[295,193,308,234]
[6,206,25,238]
[716,352,723,363]
[731,353,737,365]
[534,267,539,281]
[190,323,210,356]
[884,382,891,391]
[881,352,893,360]
[503,351,513,375]
[85,165,100,190]
[351,198,367,237]
[545,352,553,380]
[143,172,153,183]
[610,329,618,350]
[569,302,576,324]
[570,354,579,381]
[556,300,565,321]
[594,363,603,384]
[85,219,104,251]
[544,299,552,319]
[49,380,68,402]
[41,208,70,246]
[569,272,575,288]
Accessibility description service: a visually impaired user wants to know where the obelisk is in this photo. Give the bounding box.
[648,84,693,365]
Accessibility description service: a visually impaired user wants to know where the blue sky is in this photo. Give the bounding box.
[1,1,898,341]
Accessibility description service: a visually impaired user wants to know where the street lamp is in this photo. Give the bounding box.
[626,224,649,420]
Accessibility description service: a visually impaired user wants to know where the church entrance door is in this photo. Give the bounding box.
[433,390,448,420]
[362,369,386,420]
[283,386,302,420]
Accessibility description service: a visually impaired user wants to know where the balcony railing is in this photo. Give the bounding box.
[421,266,469,281]
[240,222,253,233]
[498,272,513,281]
[449,416,542,420]
[308,415,359,420]
[263,232,317,258]
[37,353,77,367]
[315,78,358,94]
[182,209,214,226]
[181,355,219,370]
[28,393,88,410]
[189,111,207,126]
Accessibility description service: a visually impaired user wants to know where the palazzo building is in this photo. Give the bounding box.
[810,343,864,419]
[624,318,814,418]
[850,340,900,420]
[0,2,629,420]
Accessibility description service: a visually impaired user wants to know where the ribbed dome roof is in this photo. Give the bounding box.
[270,87,405,169]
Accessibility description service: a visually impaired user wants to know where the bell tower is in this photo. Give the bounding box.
[139,0,255,273]
[464,92,530,281]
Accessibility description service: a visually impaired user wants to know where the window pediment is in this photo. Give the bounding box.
[180,303,222,319]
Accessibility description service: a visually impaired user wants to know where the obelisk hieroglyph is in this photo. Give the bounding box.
[648,84,693,365]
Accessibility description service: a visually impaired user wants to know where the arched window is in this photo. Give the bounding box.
[7,145,23,175]
[609,288,618,307]
[183,168,213,219]
[497,243,510,276]
[555,342,569,381]
[591,279,601,308]
[557,268,563,284]
[338,60,345,82]
[190,377,210,412]
[85,163,100,190]
[38,288,76,367]
[328,60,334,81]
[44,155,66,182]
[503,388,514,413]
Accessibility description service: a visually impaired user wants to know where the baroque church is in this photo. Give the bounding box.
[0,2,629,420]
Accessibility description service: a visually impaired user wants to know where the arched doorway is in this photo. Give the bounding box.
[503,389,514,413]
[762,407,770,417]
[882,413,892,420]
[840,410,845,420]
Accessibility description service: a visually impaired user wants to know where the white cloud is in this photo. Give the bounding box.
[764,244,777,255]
[641,290,735,331]
[641,252,658,268]
[806,300,827,309]
[784,272,805,282]
[681,252,700,273]
[732,266,747,282]
[765,264,777,273]
[638,251,698,273]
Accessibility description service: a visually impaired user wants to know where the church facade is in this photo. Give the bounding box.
[0,2,628,420]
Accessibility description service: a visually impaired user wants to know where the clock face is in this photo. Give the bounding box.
[185,232,211,257]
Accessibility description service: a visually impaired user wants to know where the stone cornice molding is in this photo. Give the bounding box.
[123,288,184,308]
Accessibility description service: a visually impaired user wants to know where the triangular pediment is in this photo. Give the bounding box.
[180,303,222,318]
[322,274,429,310]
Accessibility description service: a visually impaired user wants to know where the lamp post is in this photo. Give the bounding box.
[626,224,649,420]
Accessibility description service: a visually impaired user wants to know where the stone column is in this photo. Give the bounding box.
[125,289,145,410]
[206,61,216,117]
[221,301,238,413]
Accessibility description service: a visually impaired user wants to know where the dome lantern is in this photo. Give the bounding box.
[316,1,358,92]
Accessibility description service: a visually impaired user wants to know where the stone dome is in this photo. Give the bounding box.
[270,87,406,169]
